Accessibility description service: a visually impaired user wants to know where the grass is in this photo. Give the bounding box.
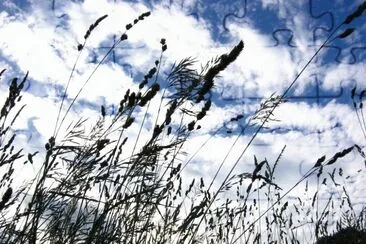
[0,3,366,244]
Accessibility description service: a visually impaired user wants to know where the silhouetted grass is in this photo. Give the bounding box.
[0,4,366,244]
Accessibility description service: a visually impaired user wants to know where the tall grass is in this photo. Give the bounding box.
[0,4,366,244]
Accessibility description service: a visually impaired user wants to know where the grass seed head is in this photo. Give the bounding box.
[84,14,108,40]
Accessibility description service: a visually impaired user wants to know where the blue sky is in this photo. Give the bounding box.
[0,0,366,237]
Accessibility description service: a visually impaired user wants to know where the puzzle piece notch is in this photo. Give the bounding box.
[222,0,248,32]
[318,45,366,64]
[271,28,297,47]
[308,0,335,34]
[310,0,366,64]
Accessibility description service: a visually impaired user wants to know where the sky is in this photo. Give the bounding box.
[0,0,366,237]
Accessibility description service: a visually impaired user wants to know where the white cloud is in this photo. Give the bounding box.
[323,62,366,90]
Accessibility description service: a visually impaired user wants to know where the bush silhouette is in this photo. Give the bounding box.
[316,227,366,244]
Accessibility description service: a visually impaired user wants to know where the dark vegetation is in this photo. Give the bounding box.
[0,3,366,244]
[316,227,366,244]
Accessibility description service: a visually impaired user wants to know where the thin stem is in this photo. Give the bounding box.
[190,20,343,244]
[53,39,86,139]
[54,40,118,139]
[232,166,318,243]
[355,106,366,140]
